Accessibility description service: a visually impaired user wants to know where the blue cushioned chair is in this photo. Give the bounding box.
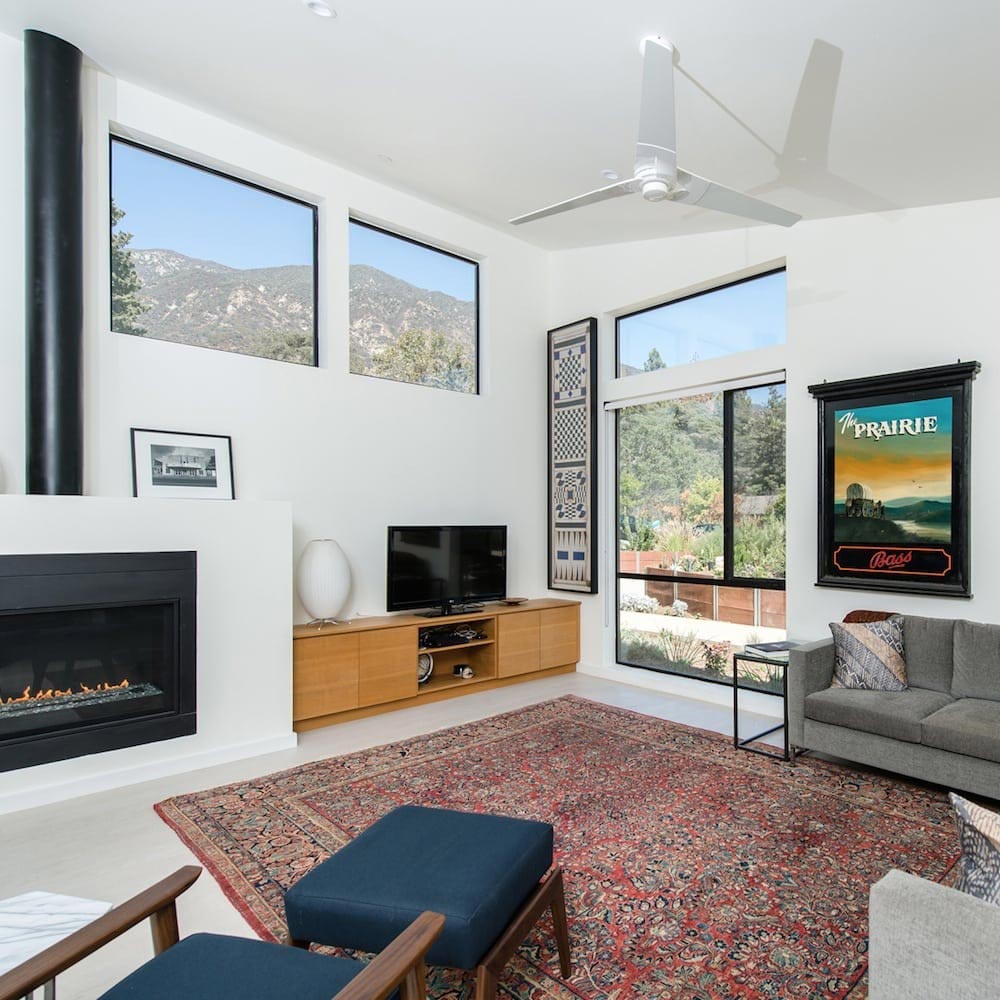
[0,867,443,1000]
[284,805,571,999]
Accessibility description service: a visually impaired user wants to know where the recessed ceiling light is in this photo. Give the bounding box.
[601,169,619,181]
[304,0,336,17]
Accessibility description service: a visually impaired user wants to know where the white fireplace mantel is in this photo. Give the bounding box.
[0,495,295,814]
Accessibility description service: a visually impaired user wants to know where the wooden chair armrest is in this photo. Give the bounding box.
[0,866,201,1000]
[332,911,445,1000]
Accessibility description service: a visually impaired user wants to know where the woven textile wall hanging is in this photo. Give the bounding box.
[548,318,598,593]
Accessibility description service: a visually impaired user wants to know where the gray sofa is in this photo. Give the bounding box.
[788,615,1000,800]
[869,869,1000,998]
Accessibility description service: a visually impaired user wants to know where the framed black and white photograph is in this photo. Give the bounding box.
[131,428,235,500]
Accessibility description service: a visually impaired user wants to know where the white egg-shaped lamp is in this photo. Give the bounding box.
[297,539,352,624]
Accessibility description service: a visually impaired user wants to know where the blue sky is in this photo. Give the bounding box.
[349,222,476,302]
[619,270,787,372]
[111,140,314,269]
[745,383,786,407]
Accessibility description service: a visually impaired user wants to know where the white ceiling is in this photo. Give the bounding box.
[3,0,999,249]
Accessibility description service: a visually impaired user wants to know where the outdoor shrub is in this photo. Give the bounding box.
[702,640,731,676]
[659,628,702,667]
[733,516,786,578]
[693,527,723,572]
[620,594,661,614]
[620,518,659,551]
[618,629,671,668]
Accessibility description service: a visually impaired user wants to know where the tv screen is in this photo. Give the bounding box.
[387,526,507,613]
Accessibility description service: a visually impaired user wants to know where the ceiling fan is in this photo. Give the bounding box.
[509,37,801,228]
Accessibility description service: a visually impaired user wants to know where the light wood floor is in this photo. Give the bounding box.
[0,672,782,999]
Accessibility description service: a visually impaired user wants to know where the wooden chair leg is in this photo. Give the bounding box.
[285,933,310,950]
[475,962,498,1000]
[549,869,572,979]
[399,962,426,1000]
[150,900,180,955]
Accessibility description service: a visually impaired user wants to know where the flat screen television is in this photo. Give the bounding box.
[387,525,507,615]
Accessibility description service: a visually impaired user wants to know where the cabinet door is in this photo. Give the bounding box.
[359,627,418,707]
[293,633,360,722]
[498,611,541,677]
[539,605,580,669]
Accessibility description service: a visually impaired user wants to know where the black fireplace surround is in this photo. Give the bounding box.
[0,552,196,772]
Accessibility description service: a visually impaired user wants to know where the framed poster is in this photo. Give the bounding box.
[131,428,235,500]
[809,362,979,596]
[548,317,598,593]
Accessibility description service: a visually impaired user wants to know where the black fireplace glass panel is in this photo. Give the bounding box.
[0,602,176,742]
[0,551,196,772]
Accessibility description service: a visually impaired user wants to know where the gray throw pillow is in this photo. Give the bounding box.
[950,792,1000,905]
[829,615,907,690]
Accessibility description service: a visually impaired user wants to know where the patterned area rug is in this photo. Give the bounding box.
[156,696,957,999]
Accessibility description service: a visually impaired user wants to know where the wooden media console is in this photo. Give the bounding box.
[292,598,580,731]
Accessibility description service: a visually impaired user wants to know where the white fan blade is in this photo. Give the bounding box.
[675,168,801,227]
[636,37,677,175]
[781,39,842,170]
[509,179,638,225]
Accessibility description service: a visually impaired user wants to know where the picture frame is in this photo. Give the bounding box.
[130,428,235,500]
[809,361,980,597]
[548,317,598,593]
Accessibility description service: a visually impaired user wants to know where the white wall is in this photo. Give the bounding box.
[0,34,550,621]
[0,496,294,814]
[548,198,1000,671]
[6,26,998,711]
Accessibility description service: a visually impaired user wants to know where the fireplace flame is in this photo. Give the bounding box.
[2,678,130,706]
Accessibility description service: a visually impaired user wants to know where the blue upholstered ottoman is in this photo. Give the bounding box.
[284,805,571,999]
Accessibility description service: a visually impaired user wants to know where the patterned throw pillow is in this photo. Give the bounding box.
[829,615,907,690]
[950,793,1000,905]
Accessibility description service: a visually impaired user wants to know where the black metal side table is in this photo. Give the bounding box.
[732,648,803,762]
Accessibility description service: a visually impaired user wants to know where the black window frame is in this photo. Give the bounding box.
[614,266,786,377]
[348,217,481,395]
[109,134,320,367]
[615,381,787,689]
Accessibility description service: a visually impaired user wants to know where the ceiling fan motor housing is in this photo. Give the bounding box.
[641,177,673,201]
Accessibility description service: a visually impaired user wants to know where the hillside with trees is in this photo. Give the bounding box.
[618,371,786,578]
[111,201,316,365]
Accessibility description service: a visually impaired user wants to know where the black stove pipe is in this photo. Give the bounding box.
[24,29,84,495]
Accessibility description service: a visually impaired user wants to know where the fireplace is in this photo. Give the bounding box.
[0,552,196,772]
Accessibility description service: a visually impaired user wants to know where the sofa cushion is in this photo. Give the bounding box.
[902,616,955,694]
[950,793,1000,906]
[804,687,953,743]
[921,699,1000,764]
[953,620,1000,701]
[830,616,908,691]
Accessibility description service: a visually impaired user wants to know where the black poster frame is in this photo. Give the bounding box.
[809,362,980,598]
